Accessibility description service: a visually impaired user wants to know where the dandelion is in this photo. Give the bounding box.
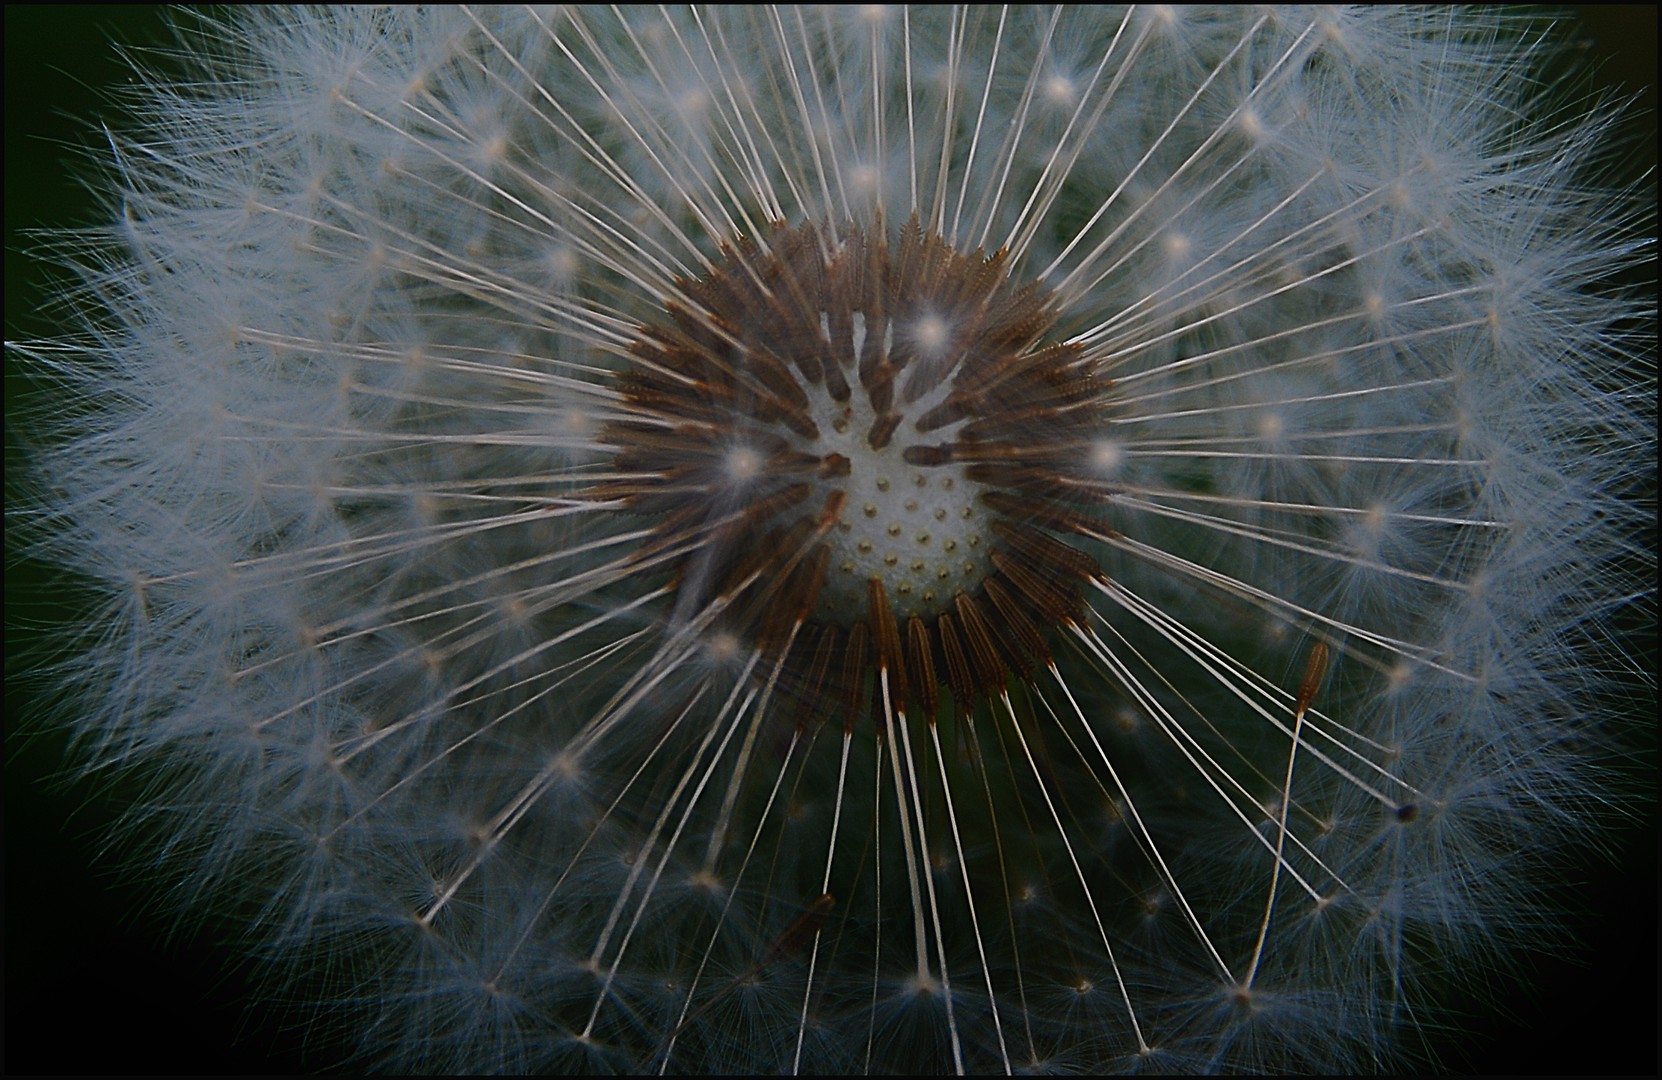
[8,6,1653,1074]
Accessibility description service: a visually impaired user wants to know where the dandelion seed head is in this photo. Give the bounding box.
[8,4,1652,1075]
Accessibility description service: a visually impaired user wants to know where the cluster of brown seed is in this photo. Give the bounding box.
[595,215,1114,729]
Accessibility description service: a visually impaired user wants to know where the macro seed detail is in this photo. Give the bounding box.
[598,216,1111,718]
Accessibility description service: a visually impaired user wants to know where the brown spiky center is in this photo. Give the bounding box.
[595,216,1109,722]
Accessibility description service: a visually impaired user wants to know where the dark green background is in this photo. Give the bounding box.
[6,6,1654,1074]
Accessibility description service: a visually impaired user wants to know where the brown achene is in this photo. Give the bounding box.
[593,215,1114,728]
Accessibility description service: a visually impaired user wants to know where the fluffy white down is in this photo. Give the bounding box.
[8,6,1653,1074]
